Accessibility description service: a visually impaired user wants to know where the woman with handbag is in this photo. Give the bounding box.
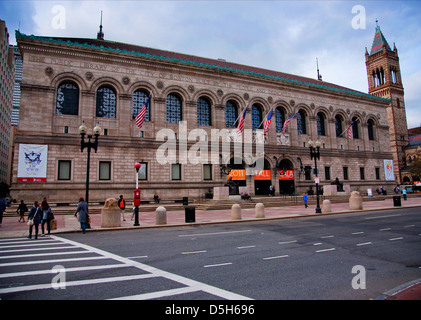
[27,201,42,239]
[74,197,89,234]
[41,198,54,236]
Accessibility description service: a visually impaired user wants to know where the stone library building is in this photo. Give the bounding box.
[10,24,408,203]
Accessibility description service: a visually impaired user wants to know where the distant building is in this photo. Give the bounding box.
[402,126,421,184]
[0,20,15,185]
[11,45,23,127]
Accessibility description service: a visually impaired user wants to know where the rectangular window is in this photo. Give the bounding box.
[171,164,181,180]
[360,167,365,180]
[138,162,148,180]
[304,166,311,181]
[324,166,331,181]
[343,167,349,180]
[58,160,71,180]
[203,164,212,180]
[375,167,380,180]
[99,161,111,180]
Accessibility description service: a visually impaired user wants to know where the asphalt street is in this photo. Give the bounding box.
[0,207,420,300]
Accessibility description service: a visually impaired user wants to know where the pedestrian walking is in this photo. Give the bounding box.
[17,200,28,223]
[402,188,407,200]
[41,198,54,236]
[0,198,6,227]
[74,197,89,234]
[118,195,126,221]
[27,201,42,239]
[303,192,308,208]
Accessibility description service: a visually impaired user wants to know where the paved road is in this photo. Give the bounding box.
[1,207,420,300]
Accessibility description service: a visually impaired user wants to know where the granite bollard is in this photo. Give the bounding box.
[101,198,121,228]
[231,204,241,220]
[349,191,363,210]
[156,206,167,225]
[255,203,265,218]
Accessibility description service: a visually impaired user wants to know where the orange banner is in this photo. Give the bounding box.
[254,170,271,180]
[279,170,294,180]
[227,169,246,181]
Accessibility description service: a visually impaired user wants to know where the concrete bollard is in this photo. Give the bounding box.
[255,203,265,218]
[231,204,241,220]
[101,198,121,228]
[156,206,167,225]
[349,191,363,210]
[322,199,331,213]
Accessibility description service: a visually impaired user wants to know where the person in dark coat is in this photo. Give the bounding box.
[17,200,28,223]
[27,201,42,239]
[74,197,89,234]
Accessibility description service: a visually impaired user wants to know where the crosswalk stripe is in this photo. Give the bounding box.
[0,274,157,294]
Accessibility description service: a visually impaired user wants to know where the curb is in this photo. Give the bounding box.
[375,279,421,300]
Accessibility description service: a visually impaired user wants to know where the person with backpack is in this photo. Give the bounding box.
[118,195,126,221]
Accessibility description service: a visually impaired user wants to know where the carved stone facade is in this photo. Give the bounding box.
[11,31,396,203]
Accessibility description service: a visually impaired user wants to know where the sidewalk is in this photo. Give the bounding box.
[1,196,420,300]
[1,196,420,238]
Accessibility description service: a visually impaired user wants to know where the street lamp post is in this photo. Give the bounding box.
[133,163,141,226]
[78,121,101,204]
[308,140,322,214]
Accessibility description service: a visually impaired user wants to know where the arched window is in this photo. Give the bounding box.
[335,115,343,137]
[166,93,182,123]
[297,110,306,134]
[275,107,285,132]
[367,119,375,140]
[252,104,263,130]
[132,89,150,121]
[56,81,79,115]
[197,97,211,126]
[225,100,238,128]
[317,112,326,136]
[352,117,359,139]
[96,86,116,118]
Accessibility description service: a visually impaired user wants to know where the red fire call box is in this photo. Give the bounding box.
[134,188,141,206]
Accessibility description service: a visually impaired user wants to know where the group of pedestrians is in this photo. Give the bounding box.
[27,198,55,239]
[22,196,90,239]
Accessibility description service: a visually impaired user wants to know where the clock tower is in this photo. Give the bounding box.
[365,24,408,183]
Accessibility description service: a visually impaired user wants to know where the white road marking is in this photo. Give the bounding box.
[52,236,250,300]
[365,214,401,220]
[237,245,256,249]
[380,228,392,231]
[263,255,289,260]
[320,235,334,239]
[315,248,336,253]
[279,240,297,245]
[313,243,323,246]
[178,230,252,237]
[351,232,364,235]
[389,237,404,241]
[181,250,207,255]
[356,242,372,246]
[204,262,233,268]
[404,225,415,228]
[110,287,199,300]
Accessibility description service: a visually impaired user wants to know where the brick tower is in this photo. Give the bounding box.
[365,24,408,184]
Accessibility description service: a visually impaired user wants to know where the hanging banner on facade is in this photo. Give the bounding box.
[254,170,271,180]
[279,170,294,180]
[17,144,48,182]
[227,169,246,181]
[383,159,394,181]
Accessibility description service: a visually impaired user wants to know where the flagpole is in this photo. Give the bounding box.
[232,105,248,127]
[258,106,274,129]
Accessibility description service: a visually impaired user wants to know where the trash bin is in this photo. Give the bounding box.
[393,196,401,207]
[185,206,195,223]
[182,197,188,205]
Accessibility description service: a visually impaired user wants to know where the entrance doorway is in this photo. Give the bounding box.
[278,159,295,195]
[254,159,272,195]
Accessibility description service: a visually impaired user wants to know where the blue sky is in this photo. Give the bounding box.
[1,0,420,128]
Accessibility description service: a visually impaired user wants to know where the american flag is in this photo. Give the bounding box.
[346,121,356,139]
[236,107,248,136]
[263,108,273,135]
[281,113,296,134]
[135,96,150,129]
